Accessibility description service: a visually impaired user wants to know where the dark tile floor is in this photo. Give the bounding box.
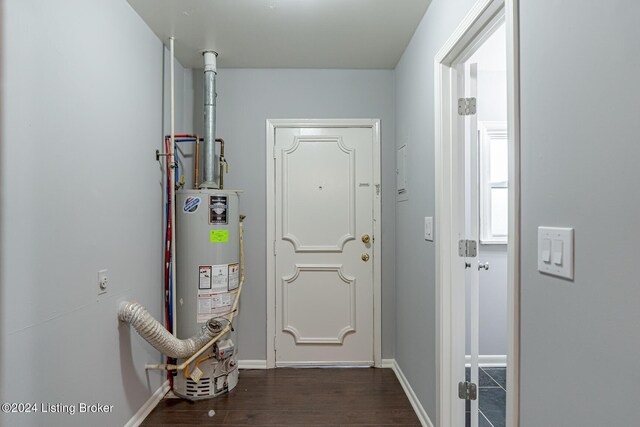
[465,367,506,427]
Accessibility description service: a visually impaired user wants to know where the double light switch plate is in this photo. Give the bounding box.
[538,227,574,280]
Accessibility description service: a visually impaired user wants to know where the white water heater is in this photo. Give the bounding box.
[173,189,241,400]
[117,47,247,403]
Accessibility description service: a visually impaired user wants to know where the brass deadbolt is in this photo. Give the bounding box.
[361,253,370,262]
[361,234,371,244]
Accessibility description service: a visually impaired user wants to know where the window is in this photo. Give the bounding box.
[479,121,508,244]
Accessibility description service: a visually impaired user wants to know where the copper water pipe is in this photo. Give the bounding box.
[216,138,225,189]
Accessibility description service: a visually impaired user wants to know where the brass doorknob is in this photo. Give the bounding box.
[361,253,370,262]
[361,234,370,244]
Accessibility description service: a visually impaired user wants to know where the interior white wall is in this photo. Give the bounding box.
[476,67,508,356]
[180,69,397,360]
[394,0,478,419]
[477,71,507,121]
[0,0,188,425]
[519,1,640,425]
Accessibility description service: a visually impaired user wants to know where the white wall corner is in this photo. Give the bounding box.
[124,380,169,427]
[238,360,268,369]
[384,359,435,427]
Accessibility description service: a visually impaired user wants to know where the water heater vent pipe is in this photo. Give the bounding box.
[118,302,225,359]
[201,51,219,189]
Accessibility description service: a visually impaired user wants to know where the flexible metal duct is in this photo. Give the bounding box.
[118,301,225,359]
[202,51,218,188]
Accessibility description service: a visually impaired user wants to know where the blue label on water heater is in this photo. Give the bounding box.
[183,197,201,213]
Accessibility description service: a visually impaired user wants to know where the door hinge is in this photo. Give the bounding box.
[273,336,278,351]
[458,97,477,115]
[458,240,477,258]
[458,381,478,400]
[273,241,277,256]
[375,184,381,196]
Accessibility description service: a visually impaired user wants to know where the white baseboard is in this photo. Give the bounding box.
[124,380,169,427]
[382,359,434,427]
[464,354,506,367]
[275,361,372,368]
[381,358,395,368]
[238,359,268,369]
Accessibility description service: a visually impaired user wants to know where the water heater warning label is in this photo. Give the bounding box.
[211,264,229,293]
[209,195,228,225]
[228,263,240,291]
[196,263,239,323]
[197,293,233,323]
[199,266,212,290]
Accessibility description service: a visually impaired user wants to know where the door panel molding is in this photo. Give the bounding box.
[282,136,356,252]
[282,264,356,344]
[266,119,382,369]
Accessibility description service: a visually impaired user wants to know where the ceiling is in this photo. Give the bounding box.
[127,0,431,69]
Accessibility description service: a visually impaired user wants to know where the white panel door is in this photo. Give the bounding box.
[274,127,374,365]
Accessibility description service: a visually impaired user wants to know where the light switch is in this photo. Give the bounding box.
[552,240,563,265]
[538,227,574,280]
[424,216,433,241]
[397,145,408,202]
[542,238,551,263]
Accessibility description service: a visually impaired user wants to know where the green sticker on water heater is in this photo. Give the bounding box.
[210,230,229,243]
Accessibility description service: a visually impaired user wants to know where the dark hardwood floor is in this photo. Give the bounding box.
[142,368,421,426]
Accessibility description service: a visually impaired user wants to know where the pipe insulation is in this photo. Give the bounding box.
[202,51,218,188]
[118,301,226,359]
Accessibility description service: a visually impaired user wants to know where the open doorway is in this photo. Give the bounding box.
[434,0,520,426]
[462,23,509,427]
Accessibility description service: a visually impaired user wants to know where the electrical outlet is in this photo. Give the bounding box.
[98,270,108,295]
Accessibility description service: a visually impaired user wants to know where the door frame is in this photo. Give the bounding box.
[265,119,382,369]
[434,0,520,426]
